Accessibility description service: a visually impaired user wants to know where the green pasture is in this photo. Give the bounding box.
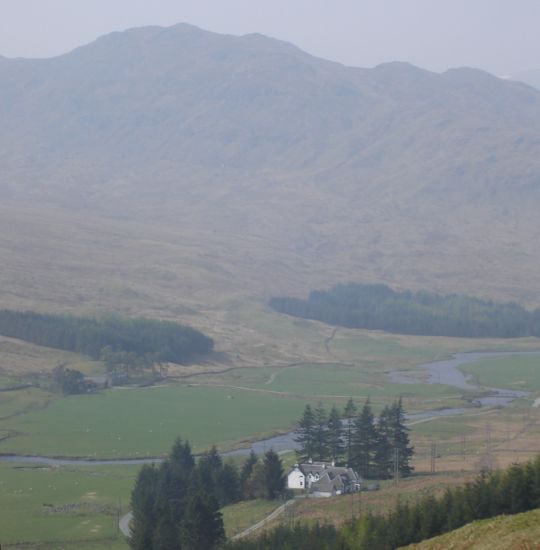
[460,355,540,391]
[0,387,51,418]
[0,385,307,458]
[222,499,281,539]
[0,373,21,390]
[411,416,477,439]
[330,334,438,366]
[195,363,458,404]
[0,462,135,549]
[1,361,464,459]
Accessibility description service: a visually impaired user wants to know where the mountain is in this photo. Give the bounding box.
[511,68,540,90]
[1,23,540,312]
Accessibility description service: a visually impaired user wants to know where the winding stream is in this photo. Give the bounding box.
[1,351,538,466]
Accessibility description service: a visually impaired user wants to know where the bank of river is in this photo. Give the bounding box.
[2,351,538,466]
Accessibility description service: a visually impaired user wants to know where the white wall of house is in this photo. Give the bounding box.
[287,467,305,490]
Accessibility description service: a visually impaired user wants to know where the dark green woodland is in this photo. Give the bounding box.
[270,283,540,338]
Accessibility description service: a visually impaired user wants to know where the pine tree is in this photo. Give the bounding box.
[180,492,225,550]
[264,448,286,500]
[351,398,378,478]
[151,516,179,550]
[343,397,357,467]
[240,450,258,499]
[294,404,316,461]
[313,402,329,461]
[170,437,195,471]
[245,461,267,500]
[218,461,241,506]
[327,405,344,463]
[389,398,414,476]
[129,464,159,550]
[197,445,223,496]
[373,405,394,479]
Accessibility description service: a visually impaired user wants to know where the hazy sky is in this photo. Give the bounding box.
[1,0,539,75]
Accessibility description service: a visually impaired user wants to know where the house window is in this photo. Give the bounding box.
[300,481,303,487]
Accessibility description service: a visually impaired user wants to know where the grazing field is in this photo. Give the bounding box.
[0,461,134,549]
[186,363,463,417]
[0,385,308,457]
[460,354,540,391]
[402,507,540,550]
[222,500,282,539]
[0,387,52,419]
[1,307,540,547]
[1,328,539,459]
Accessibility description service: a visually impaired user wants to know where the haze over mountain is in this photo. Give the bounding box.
[511,69,540,91]
[2,23,540,311]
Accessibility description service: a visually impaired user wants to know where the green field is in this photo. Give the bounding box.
[0,461,135,549]
[222,499,281,539]
[0,385,308,457]
[0,387,52,418]
[1,319,539,548]
[460,354,540,391]
[1,349,531,459]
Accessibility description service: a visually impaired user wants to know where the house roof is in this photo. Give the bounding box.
[293,462,361,483]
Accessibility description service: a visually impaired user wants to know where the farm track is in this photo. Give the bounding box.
[323,327,340,359]
[231,499,295,541]
[169,359,356,383]
[185,382,367,401]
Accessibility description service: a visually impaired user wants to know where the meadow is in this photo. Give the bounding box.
[460,354,540,391]
[0,461,135,549]
[0,385,307,458]
[1,293,540,548]
[222,500,282,539]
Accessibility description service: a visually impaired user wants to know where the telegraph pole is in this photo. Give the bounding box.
[394,447,400,487]
[430,442,436,474]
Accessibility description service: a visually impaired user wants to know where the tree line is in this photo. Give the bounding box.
[270,282,540,338]
[295,398,414,479]
[226,454,540,549]
[130,438,286,550]
[0,309,213,365]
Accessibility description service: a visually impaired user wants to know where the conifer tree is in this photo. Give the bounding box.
[130,464,159,550]
[351,398,378,478]
[240,450,258,499]
[218,462,241,506]
[327,405,344,463]
[313,402,329,461]
[343,397,357,466]
[181,492,225,550]
[170,437,195,471]
[295,404,316,461]
[263,449,286,500]
[388,398,414,476]
[373,405,394,479]
[245,461,267,500]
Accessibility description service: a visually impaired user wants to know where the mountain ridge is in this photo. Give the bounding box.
[1,23,540,308]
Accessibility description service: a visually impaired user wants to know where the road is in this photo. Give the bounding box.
[119,511,133,537]
[231,499,294,541]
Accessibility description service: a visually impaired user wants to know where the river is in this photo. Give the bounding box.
[1,350,538,466]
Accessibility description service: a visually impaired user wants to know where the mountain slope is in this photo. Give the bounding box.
[2,23,539,210]
[1,24,540,310]
[402,508,540,550]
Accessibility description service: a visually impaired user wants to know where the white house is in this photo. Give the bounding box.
[287,460,361,497]
[287,465,306,489]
